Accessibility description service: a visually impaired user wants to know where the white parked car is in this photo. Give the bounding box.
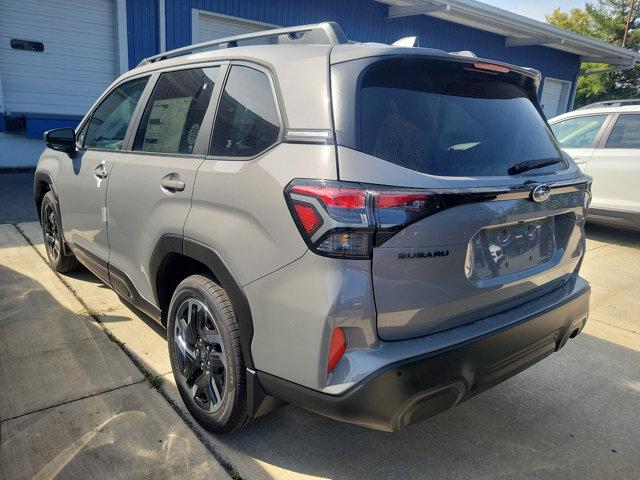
[550,104,640,229]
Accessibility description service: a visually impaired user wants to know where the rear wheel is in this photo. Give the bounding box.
[40,191,78,273]
[167,274,250,433]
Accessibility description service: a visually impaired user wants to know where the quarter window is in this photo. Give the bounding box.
[210,66,280,158]
[550,115,608,148]
[84,77,148,150]
[134,67,220,154]
[605,114,640,149]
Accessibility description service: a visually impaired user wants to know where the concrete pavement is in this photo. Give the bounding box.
[0,224,229,479]
[7,221,640,480]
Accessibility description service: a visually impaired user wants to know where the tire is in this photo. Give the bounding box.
[40,191,79,273]
[167,274,251,433]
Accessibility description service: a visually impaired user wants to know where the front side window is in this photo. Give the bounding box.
[210,65,280,158]
[76,121,88,148]
[84,77,148,150]
[551,115,608,148]
[352,58,565,177]
[605,114,640,149]
[134,67,220,154]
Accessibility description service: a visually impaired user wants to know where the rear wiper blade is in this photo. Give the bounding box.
[507,158,562,175]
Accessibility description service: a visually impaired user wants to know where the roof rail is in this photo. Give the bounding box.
[578,98,640,109]
[138,21,348,66]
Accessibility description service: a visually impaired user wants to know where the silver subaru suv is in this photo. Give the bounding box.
[35,22,591,433]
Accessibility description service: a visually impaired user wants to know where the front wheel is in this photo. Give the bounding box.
[40,191,79,273]
[167,274,251,433]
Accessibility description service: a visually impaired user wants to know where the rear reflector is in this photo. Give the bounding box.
[327,328,346,373]
[293,204,322,235]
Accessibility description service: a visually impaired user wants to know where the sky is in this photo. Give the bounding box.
[481,0,586,21]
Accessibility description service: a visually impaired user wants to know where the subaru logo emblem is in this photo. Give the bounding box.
[531,184,551,203]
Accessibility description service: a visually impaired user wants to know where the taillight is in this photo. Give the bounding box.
[285,179,442,258]
[290,185,366,209]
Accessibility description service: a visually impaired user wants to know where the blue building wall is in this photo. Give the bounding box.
[127,0,159,68]
[8,0,582,141]
[124,0,581,86]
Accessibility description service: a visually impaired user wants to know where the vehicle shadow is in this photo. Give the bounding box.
[219,331,640,480]
[64,266,111,288]
[68,266,166,338]
[586,222,639,249]
[0,262,135,419]
[23,223,166,338]
[0,262,218,479]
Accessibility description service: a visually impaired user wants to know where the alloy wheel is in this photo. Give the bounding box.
[43,203,61,264]
[174,298,227,413]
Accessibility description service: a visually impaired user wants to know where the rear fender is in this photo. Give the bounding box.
[149,235,256,369]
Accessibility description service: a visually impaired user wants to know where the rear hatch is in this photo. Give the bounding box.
[331,52,591,340]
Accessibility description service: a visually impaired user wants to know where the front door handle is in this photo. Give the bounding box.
[160,178,186,192]
[94,162,108,179]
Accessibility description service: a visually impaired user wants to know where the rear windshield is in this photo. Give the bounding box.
[336,57,566,177]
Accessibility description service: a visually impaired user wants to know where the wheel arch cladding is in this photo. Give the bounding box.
[150,235,256,369]
[35,173,72,257]
[34,172,55,220]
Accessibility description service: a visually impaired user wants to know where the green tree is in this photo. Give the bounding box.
[546,0,639,107]
[546,7,595,35]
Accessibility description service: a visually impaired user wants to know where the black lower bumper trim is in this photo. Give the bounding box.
[257,283,590,432]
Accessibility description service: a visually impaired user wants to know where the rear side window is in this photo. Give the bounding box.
[341,58,566,177]
[134,67,220,154]
[605,114,640,149]
[551,115,608,148]
[210,65,280,158]
[84,76,148,150]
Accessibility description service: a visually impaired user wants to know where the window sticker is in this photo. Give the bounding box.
[142,97,192,153]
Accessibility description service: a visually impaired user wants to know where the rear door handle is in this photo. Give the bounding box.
[160,178,186,191]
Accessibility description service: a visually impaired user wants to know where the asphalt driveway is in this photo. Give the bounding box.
[1,220,639,480]
[0,172,39,224]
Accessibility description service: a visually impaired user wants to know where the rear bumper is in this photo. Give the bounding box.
[255,278,590,432]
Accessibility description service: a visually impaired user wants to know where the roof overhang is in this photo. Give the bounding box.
[379,0,640,68]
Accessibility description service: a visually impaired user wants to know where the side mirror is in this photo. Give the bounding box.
[44,128,76,154]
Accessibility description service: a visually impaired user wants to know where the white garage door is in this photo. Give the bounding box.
[193,11,273,44]
[540,78,571,120]
[0,0,117,116]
